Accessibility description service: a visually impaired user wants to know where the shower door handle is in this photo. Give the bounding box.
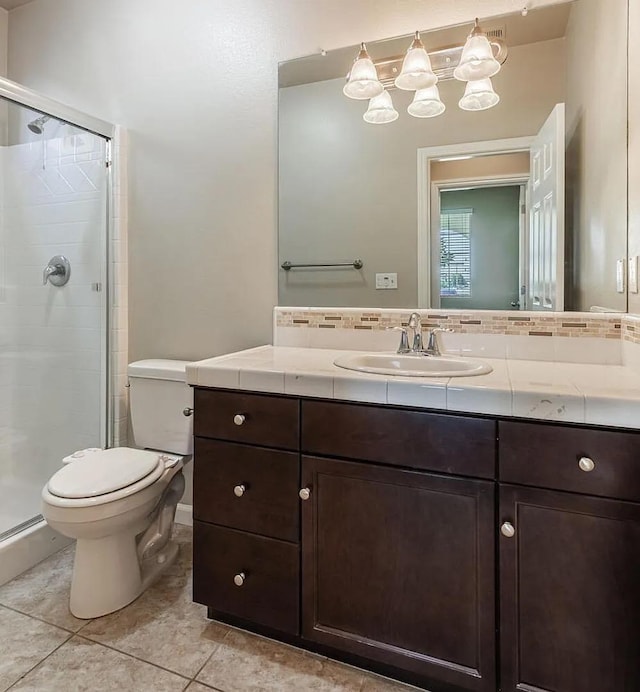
[43,255,71,286]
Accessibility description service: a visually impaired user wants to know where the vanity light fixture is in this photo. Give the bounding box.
[394,32,437,91]
[343,43,384,100]
[363,90,399,124]
[454,19,502,82]
[348,18,506,123]
[407,85,446,118]
[458,77,500,111]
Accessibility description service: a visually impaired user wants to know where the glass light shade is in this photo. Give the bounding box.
[458,78,500,111]
[408,86,446,118]
[394,32,437,91]
[343,43,384,100]
[453,21,501,82]
[363,90,399,124]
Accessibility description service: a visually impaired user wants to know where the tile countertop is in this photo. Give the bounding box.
[185,346,640,429]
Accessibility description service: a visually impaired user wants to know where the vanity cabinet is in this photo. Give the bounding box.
[192,389,301,635]
[192,387,640,692]
[499,484,640,692]
[498,420,640,692]
[301,455,496,692]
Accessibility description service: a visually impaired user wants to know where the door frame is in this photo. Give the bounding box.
[417,137,533,308]
[431,176,530,309]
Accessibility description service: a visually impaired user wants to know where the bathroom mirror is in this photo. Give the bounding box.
[278,0,628,312]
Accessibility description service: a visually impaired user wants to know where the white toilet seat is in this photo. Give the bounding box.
[44,447,184,509]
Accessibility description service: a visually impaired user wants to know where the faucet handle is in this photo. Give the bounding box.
[426,327,453,356]
[386,326,410,354]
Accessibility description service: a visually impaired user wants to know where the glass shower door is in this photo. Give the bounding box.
[0,100,108,539]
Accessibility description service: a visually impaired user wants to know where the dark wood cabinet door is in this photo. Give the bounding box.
[193,521,300,635]
[194,388,300,450]
[500,485,640,692]
[301,456,496,692]
[302,400,496,479]
[193,438,300,542]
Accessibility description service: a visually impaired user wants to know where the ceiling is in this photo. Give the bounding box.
[0,0,35,9]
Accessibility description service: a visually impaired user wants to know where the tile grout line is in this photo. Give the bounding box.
[72,633,193,682]
[0,602,83,636]
[187,626,232,691]
[4,630,74,691]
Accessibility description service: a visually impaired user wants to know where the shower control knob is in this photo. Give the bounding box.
[299,488,311,501]
[578,456,595,472]
[234,484,246,497]
[182,408,193,417]
[501,522,516,538]
[233,414,246,426]
[233,572,246,587]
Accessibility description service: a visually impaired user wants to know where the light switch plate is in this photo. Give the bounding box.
[375,273,398,289]
[629,256,639,294]
[616,259,626,293]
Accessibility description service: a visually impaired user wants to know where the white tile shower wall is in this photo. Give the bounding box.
[0,129,114,530]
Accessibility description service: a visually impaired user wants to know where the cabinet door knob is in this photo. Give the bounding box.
[233,414,246,426]
[578,456,595,472]
[299,487,311,501]
[182,407,193,417]
[501,522,516,538]
[233,572,246,587]
[233,484,246,497]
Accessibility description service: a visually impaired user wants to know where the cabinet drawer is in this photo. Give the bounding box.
[193,438,300,542]
[302,400,496,479]
[193,521,299,635]
[499,421,640,501]
[194,388,299,450]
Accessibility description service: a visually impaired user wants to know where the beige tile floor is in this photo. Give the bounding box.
[0,526,419,692]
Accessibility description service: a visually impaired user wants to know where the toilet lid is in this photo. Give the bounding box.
[47,448,165,499]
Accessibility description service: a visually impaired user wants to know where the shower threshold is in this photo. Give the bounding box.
[0,515,44,543]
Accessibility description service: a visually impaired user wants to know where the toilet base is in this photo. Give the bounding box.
[70,534,180,619]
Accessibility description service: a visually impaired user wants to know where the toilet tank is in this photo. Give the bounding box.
[127,359,194,455]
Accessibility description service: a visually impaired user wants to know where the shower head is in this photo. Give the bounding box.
[27,115,50,135]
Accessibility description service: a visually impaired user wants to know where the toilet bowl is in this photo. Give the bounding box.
[41,360,193,619]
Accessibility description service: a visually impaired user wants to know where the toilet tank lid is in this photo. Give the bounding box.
[127,359,192,382]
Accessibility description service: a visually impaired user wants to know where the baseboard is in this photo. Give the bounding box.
[0,520,72,587]
[176,502,193,526]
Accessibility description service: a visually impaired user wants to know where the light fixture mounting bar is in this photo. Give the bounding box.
[374,38,507,88]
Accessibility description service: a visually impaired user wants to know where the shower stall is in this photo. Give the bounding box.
[0,77,117,580]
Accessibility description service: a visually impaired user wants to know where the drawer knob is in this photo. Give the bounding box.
[501,522,516,538]
[233,414,246,426]
[299,487,311,501]
[578,456,595,473]
[233,484,246,497]
[182,407,194,417]
[233,572,246,587]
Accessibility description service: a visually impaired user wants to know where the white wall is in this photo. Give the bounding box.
[630,0,640,315]
[6,0,570,362]
[0,8,8,145]
[0,8,7,77]
[565,0,628,312]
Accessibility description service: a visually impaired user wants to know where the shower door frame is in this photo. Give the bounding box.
[0,76,117,537]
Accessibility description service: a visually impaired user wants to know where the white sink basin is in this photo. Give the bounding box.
[333,352,493,378]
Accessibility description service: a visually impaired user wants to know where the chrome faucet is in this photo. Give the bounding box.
[390,312,451,356]
[407,312,424,352]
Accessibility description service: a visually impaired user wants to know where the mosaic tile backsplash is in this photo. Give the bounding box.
[623,315,640,344]
[276,308,625,340]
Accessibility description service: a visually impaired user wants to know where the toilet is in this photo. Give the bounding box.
[41,359,193,619]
